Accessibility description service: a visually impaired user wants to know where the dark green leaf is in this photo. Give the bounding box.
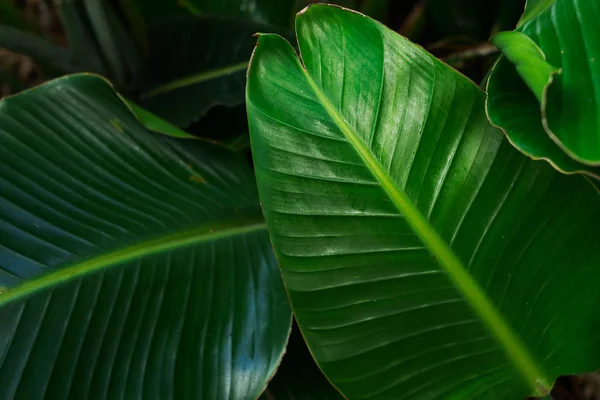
[0,24,79,76]
[247,5,600,399]
[118,0,149,54]
[81,0,142,85]
[137,16,287,127]
[134,0,296,28]
[0,74,291,399]
[125,100,197,139]
[54,0,110,76]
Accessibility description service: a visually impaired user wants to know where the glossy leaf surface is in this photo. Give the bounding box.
[487,0,600,170]
[247,5,600,399]
[0,75,291,399]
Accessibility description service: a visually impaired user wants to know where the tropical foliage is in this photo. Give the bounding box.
[1,0,598,399]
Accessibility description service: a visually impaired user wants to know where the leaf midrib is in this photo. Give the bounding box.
[294,50,550,394]
[142,61,249,99]
[0,218,267,307]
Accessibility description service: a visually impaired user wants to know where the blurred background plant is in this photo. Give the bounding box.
[1,1,598,398]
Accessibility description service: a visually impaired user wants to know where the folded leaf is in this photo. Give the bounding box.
[488,0,600,168]
[0,74,291,399]
[247,5,600,399]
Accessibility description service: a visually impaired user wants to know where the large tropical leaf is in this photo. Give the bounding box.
[247,5,600,399]
[136,16,287,127]
[0,74,291,399]
[487,0,600,173]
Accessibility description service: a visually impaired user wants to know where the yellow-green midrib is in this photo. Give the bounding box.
[0,220,267,307]
[295,56,549,394]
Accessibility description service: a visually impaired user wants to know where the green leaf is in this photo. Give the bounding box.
[81,0,142,86]
[247,5,600,399]
[0,24,80,76]
[125,100,197,139]
[260,327,344,399]
[137,16,288,127]
[134,0,296,28]
[117,0,149,55]
[490,31,558,103]
[517,0,556,26]
[486,58,600,179]
[486,39,600,179]
[0,74,291,399]
[54,0,110,76]
[487,0,600,168]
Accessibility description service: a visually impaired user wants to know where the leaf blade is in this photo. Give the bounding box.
[247,5,600,399]
[0,74,291,399]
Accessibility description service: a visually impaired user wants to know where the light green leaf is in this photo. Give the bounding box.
[488,0,600,168]
[0,74,291,399]
[490,31,558,103]
[124,100,197,139]
[247,5,600,399]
